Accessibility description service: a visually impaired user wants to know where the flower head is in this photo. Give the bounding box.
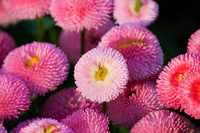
[61,109,109,133]
[0,124,7,133]
[114,0,159,26]
[50,0,113,31]
[0,74,31,123]
[130,110,195,133]
[59,20,115,64]
[98,24,163,80]
[74,47,129,103]
[40,87,102,121]
[187,29,200,53]
[106,81,165,128]
[10,119,36,133]
[2,42,69,96]
[2,0,50,20]
[156,52,200,110]
[0,30,16,67]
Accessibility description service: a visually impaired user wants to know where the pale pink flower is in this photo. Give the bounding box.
[74,47,129,103]
[50,0,113,31]
[61,109,109,133]
[10,119,35,133]
[40,87,102,121]
[2,42,69,96]
[114,0,159,26]
[187,29,200,53]
[98,24,163,80]
[59,20,115,64]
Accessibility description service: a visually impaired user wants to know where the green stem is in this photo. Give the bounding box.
[36,17,45,42]
[103,102,107,114]
[81,28,86,55]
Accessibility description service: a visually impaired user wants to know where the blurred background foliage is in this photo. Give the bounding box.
[1,0,200,132]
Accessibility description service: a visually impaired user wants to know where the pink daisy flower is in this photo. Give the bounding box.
[106,81,165,128]
[59,20,115,64]
[0,1,18,27]
[61,109,109,133]
[187,29,200,53]
[114,0,159,26]
[2,42,69,96]
[40,87,102,121]
[0,124,7,133]
[19,118,73,133]
[50,0,113,31]
[74,47,129,103]
[10,119,36,133]
[130,110,195,133]
[178,67,200,119]
[0,74,31,123]
[156,52,200,110]
[2,0,50,20]
[98,24,163,80]
[0,30,16,67]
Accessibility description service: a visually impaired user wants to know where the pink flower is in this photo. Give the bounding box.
[2,42,69,96]
[0,124,7,133]
[74,47,129,103]
[10,119,35,133]
[178,67,200,119]
[106,81,165,128]
[19,118,73,133]
[2,0,50,20]
[98,24,163,80]
[59,20,115,64]
[0,30,16,67]
[50,0,113,31]
[114,0,159,26]
[40,87,102,121]
[0,74,31,123]
[61,109,109,133]
[156,52,200,110]
[187,29,200,53]
[130,110,195,133]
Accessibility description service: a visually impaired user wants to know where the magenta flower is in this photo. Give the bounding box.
[19,118,73,133]
[187,29,200,53]
[59,20,115,64]
[106,81,165,128]
[156,52,200,110]
[0,30,16,67]
[178,67,200,119]
[114,0,159,26]
[74,47,129,103]
[2,0,50,20]
[98,24,163,80]
[130,110,195,133]
[50,0,113,31]
[10,119,36,133]
[2,42,69,96]
[0,124,7,133]
[0,74,31,123]
[62,109,109,133]
[40,87,102,121]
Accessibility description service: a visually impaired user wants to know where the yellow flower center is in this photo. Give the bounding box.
[95,66,108,81]
[26,56,40,68]
[44,125,56,133]
[177,73,185,82]
[116,40,145,50]
[134,0,142,13]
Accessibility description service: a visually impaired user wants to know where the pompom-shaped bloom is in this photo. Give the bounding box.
[0,30,16,67]
[2,0,50,20]
[114,0,159,26]
[98,24,163,80]
[187,29,200,53]
[0,74,31,123]
[106,81,165,128]
[130,110,195,133]
[19,118,73,133]
[61,109,109,133]
[50,0,113,31]
[10,119,36,133]
[59,20,115,64]
[0,1,18,27]
[74,47,129,103]
[40,87,102,121]
[0,124,7,133]
[156,52,200,110]
[2,42,69,96]
[178,67,200,119]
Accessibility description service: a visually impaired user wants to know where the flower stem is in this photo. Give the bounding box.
[36,17,45,42]
[81,28,86,55]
